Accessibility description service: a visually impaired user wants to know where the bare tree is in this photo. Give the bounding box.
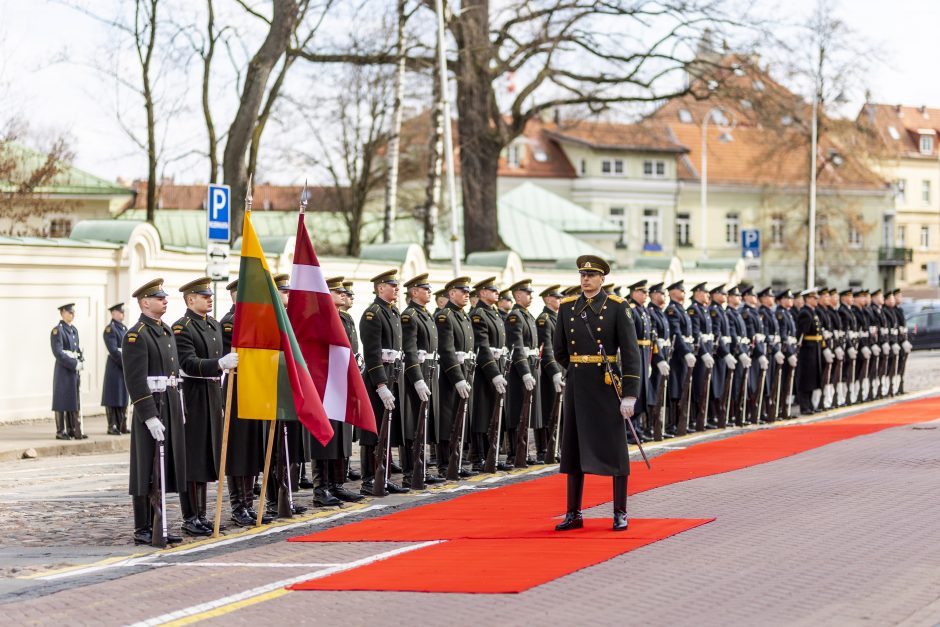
[382,0,410,243]
[421,52,444,254]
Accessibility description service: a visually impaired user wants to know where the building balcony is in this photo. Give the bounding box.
[878,247,913,267]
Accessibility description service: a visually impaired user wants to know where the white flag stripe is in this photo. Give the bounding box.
[291,263,328,294]
[322,344,351,423]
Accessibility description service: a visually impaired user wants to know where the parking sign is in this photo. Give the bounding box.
[207,184,231,242]
[741,228,760,258]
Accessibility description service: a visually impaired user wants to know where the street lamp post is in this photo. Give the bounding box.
[435,0,461,275]
[806,80,819,289]
[700,107,734,262]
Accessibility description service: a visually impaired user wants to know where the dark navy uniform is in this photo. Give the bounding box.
[470,281,508,465]
[505,288,541,463]
[401,288,439,477]
[725,289,749,424]
[796,295,824,413]
[776,293,798,416]
[707,291,731,425]
[647,285,672,438]
[435,284,474,474]
[536,291,563,460]
[665,288,694,434]
[687,285,714,428]
[741,294,766,421]
[628,289,653,440]
[102,304,129,435]
[51,306,83,439]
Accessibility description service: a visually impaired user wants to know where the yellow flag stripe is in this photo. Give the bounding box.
[237,347,279,420]
[240,210,268,263]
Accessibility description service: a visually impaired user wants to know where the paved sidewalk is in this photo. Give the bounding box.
[0,414,129,462]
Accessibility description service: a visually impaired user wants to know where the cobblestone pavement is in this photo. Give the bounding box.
[1,366,938,624]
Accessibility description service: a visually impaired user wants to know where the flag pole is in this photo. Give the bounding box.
[213,370,235,537]
[257,418,278,526]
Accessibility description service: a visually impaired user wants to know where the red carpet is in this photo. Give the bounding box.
[289,395,940,593]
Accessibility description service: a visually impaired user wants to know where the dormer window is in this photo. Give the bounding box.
[887,126,900,140]
[678,109,693,123]
[919,131,934,155]
[752,79,765,92]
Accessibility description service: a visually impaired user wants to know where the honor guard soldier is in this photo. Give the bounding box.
[173,277,239,536]
[741,285,769,422]
[338,279,363,481]
[304,277,363,506]
[553,255,641,532]
[497,289,513,321]
[775,289,799,416]
[687,283,715,431]
[822,289,843,408]
[469,277,508,471]
[852,290,871,402]
[536,285,564,462]
[796,288,825,414]
[626,280,653,442]
[665,281,695,436]
[220,279,270,526]
[102,303,129,435]
[51,302,85,440]
[124,279,185,546]
[359,269,409,495]
[400,273,445,486]
[724,286,751,425]
[837,289,859,405]
[871,289,891,399]
[435,277,475,478]
[758,286,783,420]
[433,288,448,316]
[884,290,905,395]
[707,285,735,427]
[646,283,672,439]
[505,279,541,465]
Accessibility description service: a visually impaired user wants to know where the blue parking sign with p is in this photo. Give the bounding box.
[207,184,231,242]
[741,228,760,258]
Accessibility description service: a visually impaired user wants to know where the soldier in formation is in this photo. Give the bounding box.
[51,303,85,440]
[102,303,129,435]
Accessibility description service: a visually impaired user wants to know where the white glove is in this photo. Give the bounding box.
[862,346,872,359]
[522,373,536,391]
[891,343,901,355]
[871,344,881,357]
[117,348,123,355]
[684,353,696,368]
[847,347,858,360]
[76,361,84,372]
[882,342,890,355]
[377,385,396,410]
[492,374,508,395]
[787,354,797,368]
[145,417,165,442]
[657,361,670,376]
[835,347,844,360]
[723,354,736,370]
[414,379,431,402]
[870,325,877,335]
[701,353,715,369]
[823,348,834,363]
[552,372,564,393]
[455,380,471,399]
[774,351,785,365]
[620,397,636,420]
[739,354,752,369]
[218,352,239,370]
[902,340,912,353]
[758,355,769,370]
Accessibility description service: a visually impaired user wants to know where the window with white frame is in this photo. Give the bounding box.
[896,179,906,203]
[920,134,934,155]
[923,180,931,204]
[848,215,863,249]
[506,143,522,168]
[724,212,740,245]
[920,225,931,250]
[601,159,624,176]
[643,160,665,178]
[48,218,72,238]
[896,225,906,247]
[770,214,784,246]
[609,207,626,248]
[642,208,661,245]
[676,213,691,246]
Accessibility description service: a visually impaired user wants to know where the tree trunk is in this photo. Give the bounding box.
[223,0,299,241]
[139,0,158,224]
[383,0,407,243]
[202,0,219,184]
[422,60,443,255]
[453,0,502,254]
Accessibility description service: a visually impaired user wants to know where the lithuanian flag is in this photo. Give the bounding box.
[232,210,334,446]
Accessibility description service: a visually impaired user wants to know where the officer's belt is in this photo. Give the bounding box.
[381,349,404,363]
[699,333,715,342]
[738,337,751,346]
[146,375,180,392]
[658,338,671,348]
[786,336,798,345]
[180,371,221,382]
[720,335,731,343]
[803,335,823,342]
[771,334,781,344]
[455,350,470,363]
[682,335,694,344]
[490,347,510,359]
[570,354,618,364]
[417,350,438,363]
[523,347,539,358]
[637,339,651,346]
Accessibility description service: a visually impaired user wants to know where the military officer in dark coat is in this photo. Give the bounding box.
[776,290,799,417]
[504,279,541,466]
[837,289,859,404]
[51,303,85,440]
[553,256,641,532]
[724,285,751,425]
[172,277,239,536]
[665,281,695,435]
[339,280,363,481]
[627,280,653,442]
[359,269,409,495]
[123,279,185,546]
[687,283,715,430]
[433,289,449,316]
[796,288,824,414]
[435,277,475,478]
[758,286,783,420]
[102,303,129,435]
[536,285,564,462]
[741,285,769,422]
[219,279,270,526]
[497,289,513,322]
[469,277,509,471]
[647,283,672,439]
[707,285,735,427]
[400,273,445,487]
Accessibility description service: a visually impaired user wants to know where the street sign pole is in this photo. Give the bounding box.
[207,184,232,319]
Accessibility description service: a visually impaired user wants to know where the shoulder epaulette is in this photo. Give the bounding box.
[607,294,624,303]
[51,327,59,335]
[687,307,695,315]
[507,314,518,324]
[560,295,578,304]
[629,302,636,309]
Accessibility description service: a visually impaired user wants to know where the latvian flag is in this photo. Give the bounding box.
[286,213,378,435]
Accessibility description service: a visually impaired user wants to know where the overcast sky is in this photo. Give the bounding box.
[1,0,938,184]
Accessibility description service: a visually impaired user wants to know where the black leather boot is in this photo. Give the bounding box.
[54,412,69,439]
[555,473,584,531]
[613,475,628,531]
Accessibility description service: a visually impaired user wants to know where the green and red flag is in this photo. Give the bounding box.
[232,209,333,446]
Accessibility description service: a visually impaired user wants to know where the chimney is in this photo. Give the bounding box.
[920,105,929,118]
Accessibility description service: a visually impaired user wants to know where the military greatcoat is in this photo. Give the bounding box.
[123,316,187,496]
[665,299,694,401]
[435,300,474,441]
[554,292,641,476]
[401,300,439,442]
[102,319,129,407]
[359,296,404,447]
[470,303,507,434]
[505,303,541,431]
[796,305,824,394]
[51,320,81,412]
[173,309,224,483]
[536,307,562,429]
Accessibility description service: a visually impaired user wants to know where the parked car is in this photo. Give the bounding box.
[908,309,940,350]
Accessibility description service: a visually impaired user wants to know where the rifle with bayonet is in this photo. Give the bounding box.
[373,359,403,497]
[543,381,563,464]
[484,358,512,473]
[513,344,542,468]
[410,358,438,490]
[149,390,167,548]
[446,355,476,480]
[718,362,734,429]
[694,360,713,432]
[650,368,669,440]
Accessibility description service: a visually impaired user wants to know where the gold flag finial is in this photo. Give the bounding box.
[245,173,253,213]
[299,179,308,214]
